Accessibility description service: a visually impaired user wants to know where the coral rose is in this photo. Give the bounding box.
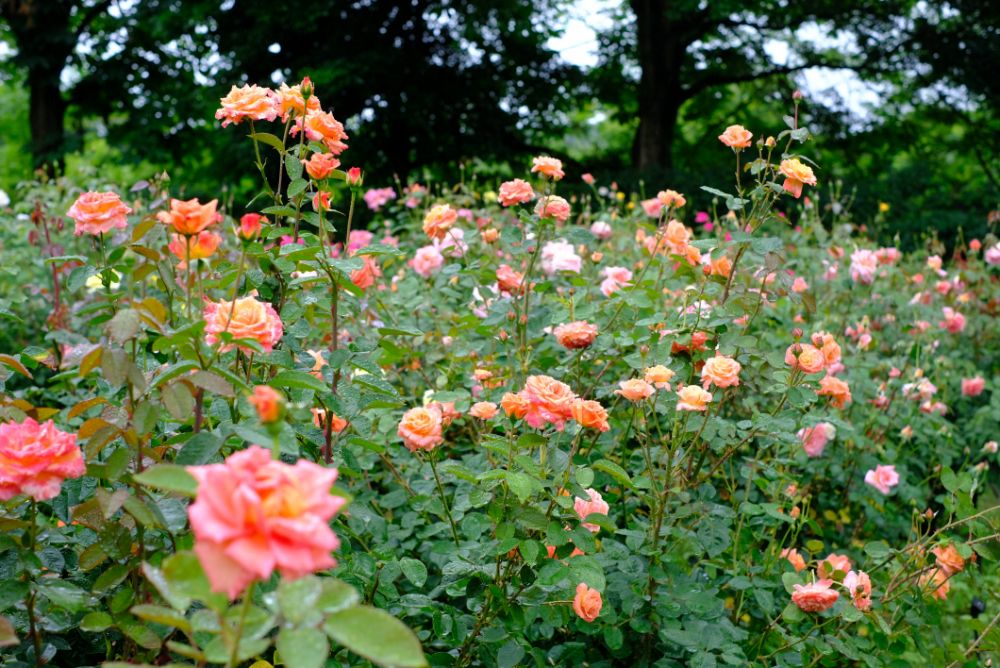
[186,446,344,599]
[158,198,220,236]
[791,580,839,612]
[530,156,565,180]
[676,385,712,411]
[498,179,534,206]
[573,583,602,622]
[570,399,610,432]
[919,569,950,600]
[523,375,577,430]
[0,418,84,501]
[931,543,965,577]
[248,385,283,423]
[718,124,753,149]
[843,570,872,611]
[701,355,741,389]
[304,152,341,180]
[215,84,278,127]
[864,464,899,495]
[553,321,598,349]
[238,213,265,241]
[785,343,826,374]
[500,392,530,419]
[779,158,817,199]
[292,110,349,155]
[616,379,655,402]
[961,376,985,397]
[67,191,132,236]
[203,294,284,354]
[818,553,852,578]
[496,264,525,294]
[350,255,381,291]
[469,402,498,420]
[535,195,571,223]
[397,406,444,452]
[817,375,851,408]
[781,548,807,572]
[169,231,222,268]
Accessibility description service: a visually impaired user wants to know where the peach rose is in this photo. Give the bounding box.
[304,152,341,180]
[810,332,841,367]
[498,179,535,206]
[779,158,817,199]
[574,488,609,532]
[423,203,458,240]
[616,378,655,402]
[67,191,132,236]
[644,365,675,389]
[535,195,571,223]
[500,392,530,419]
[818,553,853,579]
[496,264,525,295]
[931,543,965,577]
[553,321,598,349]
[292,110,349,155]
[701,355,741,389]
[215,84,278,127]
[781,548,807,572]
[398,405,444,452]
[676,385,712,411]
[158,198,221,236]
[843,570,872,611]
[817,375,851,408]
[663,219,692,252]
[350,255,381,291]
[187,446,344,599]
[312,408,348,433]
[791,580,839,612]
[785,343,826,374]
[710,254,733,278]
[530,156,565,180]
[718,124,753,149]
[864,464,899,495]
[570,399,610,432]
[0,418,84,501]
[469,402,498,420]
[573,583,602,621]
[275,80,322,121]
[523,375,577,430]
[248,385,283,423]
[203,294,284,353]
[657,189,686,208]
[919,568,950,600]
[168,231,222,268]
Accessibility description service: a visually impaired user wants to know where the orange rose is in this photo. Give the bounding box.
[215,84,278,127]
[423,204,458,240]
[570,399,610,432]
[657,189,686,208]
[701,355,741,389]
[779,158,817,199]
[158,198,220,236]
[293,110,349,155]
[817,375,852,409]
[615,379,654,402]
[397,406,444,452]
[66,191,132,236]
[919,568,950,600]
[644,365,675,389]
[304,152,341,180]
[248,385,283,423]
[500,392,530,419]
[931,544,965,577]
[312,408,348,433]
[718,124,753,149]
[469,402,498,420]
[572,583,602,622]
[781,548,807,572]
[664,219,692,251]
[203,294,284,353]
[276,80,322,121]
[709,254,733,278]
[169,231,222,268]
[785,343,825,374]
[530,156,564,181]
[496,264,525,295]
[553,321,598,349]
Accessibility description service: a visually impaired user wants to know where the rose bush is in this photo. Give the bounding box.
[0,80,996,667]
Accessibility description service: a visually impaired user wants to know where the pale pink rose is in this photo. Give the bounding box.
[581,173,595,185]
[641,198,663,218]
[67,191,133,236]
[818,553,853,578]
[791,277,809,293]
[0,418,84,501]
[983,441,998,454]
[876,247,901,264]
[864,464,899,494]
[985,243,1000,265]
[927,255,943,271]
[961,376,985,397]
[574,488,610,532]
[798,422,836,457]
[939,307,966,333]
[498,179,535,206]
[409,245,444,277]
[363,187,396,211]
[850,249,879,284]
[600,266,632,297]
[187,446,344,599]
[435,228,468,258]
[791,580,839,612]
[843,570,872,611]
[590,221,612,240]
[541,239,582,275]
[535,195,571,223]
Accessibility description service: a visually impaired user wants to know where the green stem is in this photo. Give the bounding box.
[26,500,42,667]
[226,583,255,668]
[427,452,460,547]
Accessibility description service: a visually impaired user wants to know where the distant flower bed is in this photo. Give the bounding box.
[0,79,997,667]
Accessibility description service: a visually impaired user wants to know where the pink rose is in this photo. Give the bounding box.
[541,239,582,275]
[67,191,132,236]
[535,195,571,223]
[573,488,609,532]
[600,266,632,297]
[864,464,899,494]
[0,418,84,501]
[498,179,535,206]
[590,221,612,240]
[409,245,444,278]
[961,376,985,397]
[797,422,836,457]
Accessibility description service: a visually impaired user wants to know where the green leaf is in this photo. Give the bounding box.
[398,558,428,588]
[189,370,235,397]
[38,580,89,612]
[592,459,633,488]
[271,370,329,393]
[174,432,224,466]
[315,578,361,614]
[378,325,423,337]
[79,611,113,632]
[250,132,286,152]
[133,464,198,497]
[324,606,427,668]
[277,627,328,668]
[287,178,309,198]
[132,604,192,633]
[107,309,141,343]
[277,576,322,625]
[356,243,404,258]
[506,471,542,502]
[285,152,304,181]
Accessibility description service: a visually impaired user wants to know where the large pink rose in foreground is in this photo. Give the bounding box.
[0,418,84,501]
[187,446,345,599]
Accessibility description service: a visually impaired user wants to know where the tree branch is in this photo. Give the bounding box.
[74,0,112,37]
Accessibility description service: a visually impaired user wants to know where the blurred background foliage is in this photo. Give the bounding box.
[0,0,995,247]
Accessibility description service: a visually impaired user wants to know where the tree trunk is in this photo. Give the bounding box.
[631,0,685,172]
[28,67,67,174]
